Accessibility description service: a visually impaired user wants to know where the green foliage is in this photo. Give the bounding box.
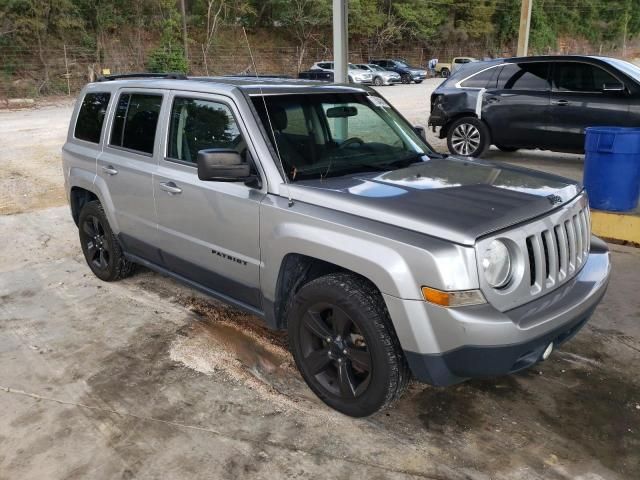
[148,0,187,73]
[148,44,188,73]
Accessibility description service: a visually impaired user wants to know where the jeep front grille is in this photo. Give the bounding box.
[474,193,591,313]
[524,207,590,293]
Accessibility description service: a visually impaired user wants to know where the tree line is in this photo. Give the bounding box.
[1,0,639,80]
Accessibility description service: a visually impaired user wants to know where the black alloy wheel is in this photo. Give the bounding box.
[78,201,135,281]
[287,273,409,417]
[401,74,411,84]
[82,214,111,272]
[298,302,373,399]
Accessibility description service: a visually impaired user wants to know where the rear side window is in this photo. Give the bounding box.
[110,93,163,155]
[553,62,619,92]
[497,63,550,91]
[167,97,242,164]
[460,67,499,88]
[74,92,111,143]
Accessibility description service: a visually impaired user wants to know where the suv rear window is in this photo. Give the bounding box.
[74,92,111,143]
[497,63,550,90]
[110,93,163,155]
[460,67,499,88]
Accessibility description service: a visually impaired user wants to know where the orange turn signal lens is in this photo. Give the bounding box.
[422,287,451,307]
[421,287,486,308]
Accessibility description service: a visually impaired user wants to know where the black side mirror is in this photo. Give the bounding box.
[197,149,251,181]
[602,82,625,93]
[414,125,427,140]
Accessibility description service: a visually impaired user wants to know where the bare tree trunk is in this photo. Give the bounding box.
[296,38,309,74]
[35,28,49,93]
[180,0,189,61]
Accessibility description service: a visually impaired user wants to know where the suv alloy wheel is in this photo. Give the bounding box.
[78,201,135,281]
[287,273,409,417]
[447,117,490,157]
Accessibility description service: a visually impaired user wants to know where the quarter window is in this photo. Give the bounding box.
[460,67,499,89]
[167,97,242,164]
[110,93,162,155]
[497,63,550,90]
[553,62,618,92]
[74,92,111,143]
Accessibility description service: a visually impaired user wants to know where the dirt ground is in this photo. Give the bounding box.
[0,81,639,479]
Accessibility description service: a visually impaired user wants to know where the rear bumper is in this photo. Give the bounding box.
[386,237,611,386]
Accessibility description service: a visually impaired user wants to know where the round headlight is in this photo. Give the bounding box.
[481,240,512,288]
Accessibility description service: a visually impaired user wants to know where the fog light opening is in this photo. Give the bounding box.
[542,342,554,361]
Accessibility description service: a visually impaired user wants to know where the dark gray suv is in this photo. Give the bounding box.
[429,55,640,157]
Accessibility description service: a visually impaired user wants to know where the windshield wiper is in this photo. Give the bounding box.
[362,155,427,172]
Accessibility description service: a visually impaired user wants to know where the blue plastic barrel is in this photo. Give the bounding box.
[584,127,640,212]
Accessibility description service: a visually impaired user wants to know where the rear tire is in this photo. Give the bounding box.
[287,273,410,417]
[414,80,423,84]
[401,74,411,84]
[446,117,490,157]
[78,201,135,282]
[441,68,450,78]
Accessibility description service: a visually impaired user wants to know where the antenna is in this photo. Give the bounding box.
[242,27,293,207]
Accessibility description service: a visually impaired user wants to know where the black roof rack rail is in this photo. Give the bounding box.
[96,72,188,82]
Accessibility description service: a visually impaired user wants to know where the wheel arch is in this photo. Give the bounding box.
[70,187,99,226]
[270,253,389,331]
[67,168,120,233]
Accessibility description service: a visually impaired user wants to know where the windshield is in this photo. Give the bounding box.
[252,93,434,181]
[602,58,640,82]
[369,65,387,72]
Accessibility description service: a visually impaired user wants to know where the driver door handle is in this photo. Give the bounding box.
[102,165,118,175]
[159,181,183,195]
[552,99,570,106]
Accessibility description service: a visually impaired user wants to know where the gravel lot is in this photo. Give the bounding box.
[0,81,639,479]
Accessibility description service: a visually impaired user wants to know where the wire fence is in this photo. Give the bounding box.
[0,40,636,100]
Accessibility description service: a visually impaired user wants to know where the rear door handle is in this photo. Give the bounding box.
[552,100,570,106]
[102,166,118,175]
[159,181,183,195]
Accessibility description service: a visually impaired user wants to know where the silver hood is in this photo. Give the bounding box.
[284,157,582,246]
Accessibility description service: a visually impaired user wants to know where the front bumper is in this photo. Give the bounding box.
[384,237,611,386]
[383,76,401,85]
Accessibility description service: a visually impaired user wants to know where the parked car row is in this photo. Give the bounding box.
[429,55,640,157]
[298,58,427,85]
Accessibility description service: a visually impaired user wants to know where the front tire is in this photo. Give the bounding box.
[441,68,450,78]
[287,273,410,417]
[414,80,423,84]
[78,201,135,282]
[447,117,490,157]
[373,76,383,86]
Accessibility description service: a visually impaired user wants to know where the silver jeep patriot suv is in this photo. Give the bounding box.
[63,73,611,417]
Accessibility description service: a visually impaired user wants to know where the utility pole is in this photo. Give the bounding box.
[517,0,533,56]
[333,0,348,83]
[180,0,189,62]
